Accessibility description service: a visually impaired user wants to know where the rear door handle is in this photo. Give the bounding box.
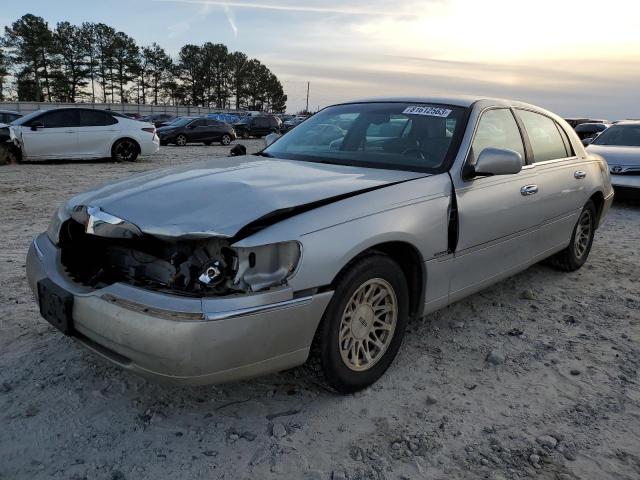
[520,184,538,196]
[574,170,587,179]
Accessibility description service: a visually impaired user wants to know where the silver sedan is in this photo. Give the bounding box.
[586,120,640,193]
[26,96,613,393]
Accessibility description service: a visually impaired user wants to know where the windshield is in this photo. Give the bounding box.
[263,102,467,172]
[592,124,640,146]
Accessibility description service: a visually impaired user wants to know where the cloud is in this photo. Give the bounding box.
[167,19,191,38]
[153,0,422,17]
[222,4,238,36]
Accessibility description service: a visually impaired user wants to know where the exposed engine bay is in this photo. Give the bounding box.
[58,218,300,297]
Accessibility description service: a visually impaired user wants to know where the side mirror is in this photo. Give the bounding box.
[581,137,593,146]
[471,147,523,177]
[30,121,44,131]
[264,132,281,147]
[188,124,197,129]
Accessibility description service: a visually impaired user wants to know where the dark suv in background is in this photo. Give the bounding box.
[233,115,281,138]
[156,117,236,146]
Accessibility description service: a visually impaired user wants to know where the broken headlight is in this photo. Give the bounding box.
[46,203,70,245]
[231,241,301,292]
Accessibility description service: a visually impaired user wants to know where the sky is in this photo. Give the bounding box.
[2,0,640,118]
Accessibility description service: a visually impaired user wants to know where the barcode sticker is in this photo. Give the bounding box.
[402,106,452,117]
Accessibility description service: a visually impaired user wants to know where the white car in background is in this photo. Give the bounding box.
[8,108,160,162]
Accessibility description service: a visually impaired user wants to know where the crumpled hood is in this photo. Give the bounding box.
[587,145,640,167]
[68,155,425,239]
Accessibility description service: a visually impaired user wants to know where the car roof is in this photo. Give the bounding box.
[612,120,640,125]
[332,95,541,109]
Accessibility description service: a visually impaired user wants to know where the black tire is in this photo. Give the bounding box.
[111,138,139,162]
[547,200,597,272]
[203,140,212,146]
[175,134,187,146]
[241,131,249,139]
[160,140,168,146]
[310,254,409,393]
[220,134,232,146]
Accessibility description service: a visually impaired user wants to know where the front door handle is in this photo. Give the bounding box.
[574,170,587,179]
[520,184,538,196]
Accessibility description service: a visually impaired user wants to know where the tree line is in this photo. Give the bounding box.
[0,14,287,112]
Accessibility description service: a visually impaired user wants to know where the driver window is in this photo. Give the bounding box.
[472,109,525,164]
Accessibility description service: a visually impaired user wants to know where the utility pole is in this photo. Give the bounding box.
[305,81,310,113]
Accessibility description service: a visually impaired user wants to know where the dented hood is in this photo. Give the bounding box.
[68,155,425,239]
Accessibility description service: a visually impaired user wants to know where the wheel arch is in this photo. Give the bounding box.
[588,190,605,228]
[329,241,426,319]
[111,137,141,155]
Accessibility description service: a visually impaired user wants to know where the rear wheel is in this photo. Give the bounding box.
[221,134,232,146]
[309,254,409,393]
[175,134,187,146]
[547,200,596,271]
[111,138,139,162]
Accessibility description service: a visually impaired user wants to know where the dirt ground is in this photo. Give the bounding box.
[1,143,638,480]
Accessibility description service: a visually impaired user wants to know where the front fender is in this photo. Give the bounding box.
[233,174,453,295]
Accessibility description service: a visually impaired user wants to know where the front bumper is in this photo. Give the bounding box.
[610,173,640,190]
[26,234,332,385]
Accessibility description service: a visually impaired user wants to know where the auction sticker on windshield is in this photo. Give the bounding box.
[402,106,452,117]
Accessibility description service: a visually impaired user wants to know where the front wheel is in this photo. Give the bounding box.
[547,200,596,271]
[111,138,139,162]
[310,254,409,393]
[220,134,232,146]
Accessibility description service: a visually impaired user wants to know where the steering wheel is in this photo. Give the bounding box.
[401,148,432,161]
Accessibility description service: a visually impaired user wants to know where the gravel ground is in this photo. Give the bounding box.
[0,143,639,480]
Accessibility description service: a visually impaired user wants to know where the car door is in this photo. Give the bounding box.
[19,109,80,160]
[204,119,222,141]
[76,110,119,157]
[188,118,208,141]
[449,107,541,300]
[515,109,591,254]
[253,117,270,136]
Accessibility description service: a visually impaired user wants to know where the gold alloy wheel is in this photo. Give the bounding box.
[338,278,398,372]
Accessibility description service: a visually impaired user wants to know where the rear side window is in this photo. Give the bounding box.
[79,110,117,127]
[39,110,80,128]
[192,119,207,127]
[254,117,269,128]
[206,119,222,126]
[472,108,525,164]
[518,110,569,162]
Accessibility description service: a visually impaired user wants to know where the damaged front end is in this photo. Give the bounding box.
[53,205,300,297]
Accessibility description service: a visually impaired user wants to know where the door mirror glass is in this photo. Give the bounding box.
[581,137,593,146]
[30,121,44,131]
[264,132,281,147]
[473,148,523,176]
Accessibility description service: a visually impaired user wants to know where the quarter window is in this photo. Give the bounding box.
[472,109,525,164]
[518,110,568,162]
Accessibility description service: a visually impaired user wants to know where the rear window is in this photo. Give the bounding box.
[518,110,569,162]
[79,110,117,127]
